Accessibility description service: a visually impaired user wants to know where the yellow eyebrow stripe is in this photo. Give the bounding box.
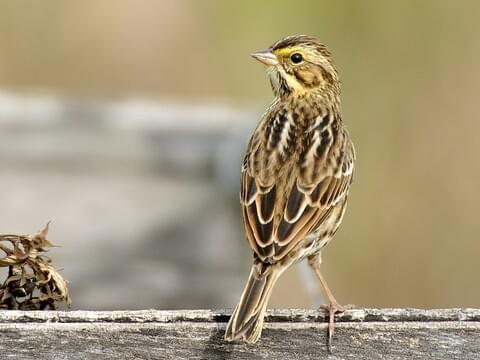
[274,47,304,58]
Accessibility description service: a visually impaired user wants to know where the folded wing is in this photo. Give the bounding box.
[241,115,355,263]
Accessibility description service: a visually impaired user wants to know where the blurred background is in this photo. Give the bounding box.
[0,0,479,310]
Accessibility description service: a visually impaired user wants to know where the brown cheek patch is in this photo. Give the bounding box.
[295,68,322,88]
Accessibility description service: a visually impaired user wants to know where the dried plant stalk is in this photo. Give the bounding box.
[0,223,71,310]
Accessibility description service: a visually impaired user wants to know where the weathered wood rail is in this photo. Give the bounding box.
[0,308,478,359]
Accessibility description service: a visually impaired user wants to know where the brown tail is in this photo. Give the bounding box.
[225,264,283,343]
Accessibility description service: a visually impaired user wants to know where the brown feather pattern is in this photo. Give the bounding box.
[226,35,355,344]
[241,101,354,263]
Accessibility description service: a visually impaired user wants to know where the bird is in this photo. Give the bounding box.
[224,35,355,351]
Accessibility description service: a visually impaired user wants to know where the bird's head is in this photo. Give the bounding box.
[251,35,339,98]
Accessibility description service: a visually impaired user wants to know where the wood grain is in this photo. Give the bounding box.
[0,308,478,359]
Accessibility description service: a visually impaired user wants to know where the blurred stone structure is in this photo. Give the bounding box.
[0,92,259,310]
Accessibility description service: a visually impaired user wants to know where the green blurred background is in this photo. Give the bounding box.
[0,0,479,310]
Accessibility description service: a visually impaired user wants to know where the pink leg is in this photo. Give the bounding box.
[308,253,352,352]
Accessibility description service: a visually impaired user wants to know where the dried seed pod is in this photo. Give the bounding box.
[0,223,71,310]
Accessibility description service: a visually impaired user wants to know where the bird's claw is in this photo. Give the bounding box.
[319,303,355,353]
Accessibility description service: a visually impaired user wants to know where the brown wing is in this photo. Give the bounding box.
[241,112,355,263]
[240,142,278,261]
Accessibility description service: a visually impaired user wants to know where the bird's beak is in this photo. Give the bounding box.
[251,50,278,66]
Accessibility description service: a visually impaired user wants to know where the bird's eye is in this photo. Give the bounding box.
[290,53,303,64]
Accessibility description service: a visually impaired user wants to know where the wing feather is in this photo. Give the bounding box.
[240,111,355,263]
[255,186,276,224]
[284,184,309,223]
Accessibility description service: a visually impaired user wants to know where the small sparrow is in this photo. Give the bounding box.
[225,35,355,350]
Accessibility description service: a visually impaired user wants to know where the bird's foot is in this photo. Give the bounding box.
[319,302,355,353]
